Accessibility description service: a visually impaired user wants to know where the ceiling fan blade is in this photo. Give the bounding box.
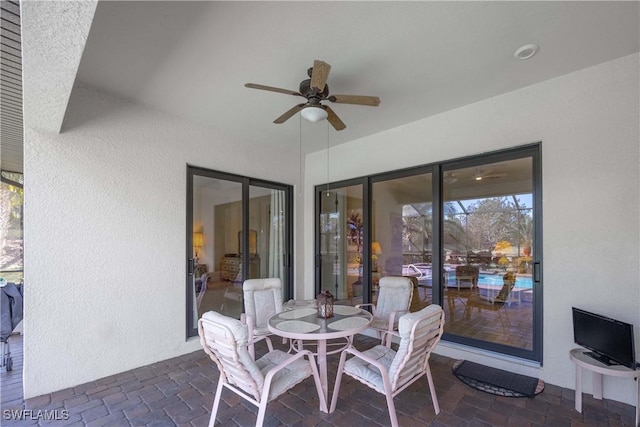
[245,83,302,97]
[274,104,306,124]
[329,94,380,106]
[325,106,346,131]
[310,60,331,92]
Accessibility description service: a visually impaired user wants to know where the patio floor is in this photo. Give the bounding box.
[1,333,636,426]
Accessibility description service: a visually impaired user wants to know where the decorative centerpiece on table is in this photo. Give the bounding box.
[316,290,334,318]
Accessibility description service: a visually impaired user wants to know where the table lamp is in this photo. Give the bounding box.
[193,232,204,262]
[371,241,382,272]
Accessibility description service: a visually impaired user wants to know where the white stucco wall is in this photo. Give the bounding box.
[305,53,640,405]
[23,84,303,398]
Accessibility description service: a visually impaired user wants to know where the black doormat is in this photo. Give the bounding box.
[452,360,544,398]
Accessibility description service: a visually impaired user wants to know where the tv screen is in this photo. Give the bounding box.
[572,307,637,369]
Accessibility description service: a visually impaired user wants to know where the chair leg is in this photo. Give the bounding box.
[209,380,224,427]
[384,386,399,427]
[494,307,509,332]
[425,361,440,415]
[248,342,256,360]
[255,399,268,427]
[265,336,274,352]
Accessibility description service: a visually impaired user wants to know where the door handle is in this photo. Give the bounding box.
[533,262,541,283]
[188,258,195,276]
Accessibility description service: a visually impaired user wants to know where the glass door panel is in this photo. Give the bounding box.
[319,184,363,303]
[192,175,243,324]
[442,157,534,351]
[371,172,433,310]
[188,167,293,338]
[248,185,287,303]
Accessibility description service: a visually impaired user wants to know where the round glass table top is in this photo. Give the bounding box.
[268,305,373,339]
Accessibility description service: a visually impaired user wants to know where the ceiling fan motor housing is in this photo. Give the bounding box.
[299,78,329,99]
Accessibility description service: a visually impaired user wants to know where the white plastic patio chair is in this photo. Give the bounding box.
[330,305,445,427]
[198,311,327,427]
[357,276,413,347]
[242,278,284,358]
[196,272,212,310]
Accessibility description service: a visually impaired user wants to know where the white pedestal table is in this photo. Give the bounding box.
[268,305,373,413]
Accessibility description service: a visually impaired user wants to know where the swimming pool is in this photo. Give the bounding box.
[477,274,533,289]
[402,264,534,289]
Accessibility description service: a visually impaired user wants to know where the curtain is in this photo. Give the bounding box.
[268,190,285,282]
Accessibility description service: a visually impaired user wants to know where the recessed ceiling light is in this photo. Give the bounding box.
[514,44,539,60]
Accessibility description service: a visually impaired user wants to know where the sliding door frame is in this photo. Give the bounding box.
[440,144,542,362]
[314,143,543,363]
[186,165,293,338]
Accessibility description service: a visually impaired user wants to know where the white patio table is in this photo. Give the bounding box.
[268,305,373,412]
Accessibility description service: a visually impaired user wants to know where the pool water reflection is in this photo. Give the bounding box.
[401,264,533,289]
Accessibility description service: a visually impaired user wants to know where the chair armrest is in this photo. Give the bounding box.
[243,314,255,334]
[243,314,272,345]
[248,334,273,348]
[356,303,377,315]
[375,309,410,334]
[379,309,409,348]
[386,309,410,330]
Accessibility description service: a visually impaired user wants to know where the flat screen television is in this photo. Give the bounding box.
[572,307,637,369]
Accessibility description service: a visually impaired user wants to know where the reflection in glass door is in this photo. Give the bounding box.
[249,185,288,303]
[371,171,433,311]
[442,157,535,351]
[187,167,292,338]
[191,175,243,329]
[314,145,541,361]
[318,184,363,303]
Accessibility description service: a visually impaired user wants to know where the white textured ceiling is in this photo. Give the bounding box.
[22,1,640,157]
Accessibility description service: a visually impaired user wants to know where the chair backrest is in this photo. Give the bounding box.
[405,276,428,312]
[387,304,445,391]
[455,265,479,286]
[376,276,413,318]
[494,272,516,303]
[201,272,216,286]
[242,278,283,328]
[196,273,211,308]
[198,311,265,401]
[503,272,516,286]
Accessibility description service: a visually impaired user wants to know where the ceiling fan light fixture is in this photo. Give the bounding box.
[300,106,328,123]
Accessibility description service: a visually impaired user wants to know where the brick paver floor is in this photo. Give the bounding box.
[1,333,636,426]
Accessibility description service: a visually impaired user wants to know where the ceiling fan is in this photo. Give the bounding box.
[469,167,507,181]
[245,60,380,131]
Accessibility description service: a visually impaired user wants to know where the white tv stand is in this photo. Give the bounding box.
[569,348,639,426]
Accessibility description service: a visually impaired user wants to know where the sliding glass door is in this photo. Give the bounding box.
[370,169,434,311]
[316,182,365,302]
[314,144,542,362]
[186,167,292,338]
[442,153,539,357]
